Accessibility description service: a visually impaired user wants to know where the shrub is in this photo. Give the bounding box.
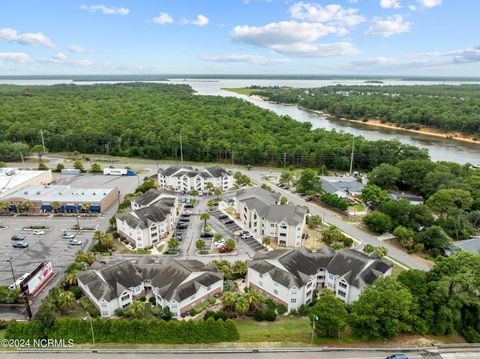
[151,306,162,317]
[114,308,125,317]
[320,193,349,211]
[253,310,265,321]
[190,308,196,317]
[289,309,298,316]
[149,297,156,304]
[138,297,146,302]
[79,297,100,317]
[264,309,277,321]
[69,285,82,299]
[5,317,240,343]
[277,304,287,315]
[298,304,310,316]
[343,237,354,248]
[265,298,277,310]
[363,211,393,233]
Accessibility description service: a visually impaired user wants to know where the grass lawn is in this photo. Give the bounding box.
[236,316,311,343]
[223,88,257,95]
[0,329,5,340]
[391,263,406,279]
[348,203,365,212]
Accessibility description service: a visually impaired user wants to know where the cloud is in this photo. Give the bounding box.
[232,21,339,47]
[80,4,129,15]
[289,2,365,26]
[380,0,402,9]
[271,41,360,57]
[417,0,442,8]
[351,45,480,69]
[0,27,55,48]
[201,53,290,65]
[38,52,92,67]
[365,15,411,37]
[0,52,30,63]
[152,13,174,25]
[191,15,209,26]
[68,44,86,54]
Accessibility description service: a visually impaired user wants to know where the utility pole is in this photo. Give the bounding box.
[40,129,45,150]
[7,257,16,286]
[349,138,355,175]
[231,153,235,169]
[20,152,25,165]
[179,132,184,165]
[283,152,287,168]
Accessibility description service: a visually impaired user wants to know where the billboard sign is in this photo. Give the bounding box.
[23,262,54,295]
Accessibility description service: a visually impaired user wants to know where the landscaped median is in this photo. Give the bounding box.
[5,317,239,344]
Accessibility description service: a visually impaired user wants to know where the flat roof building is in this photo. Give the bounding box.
[4,184,119,214]
[0,168,53,198]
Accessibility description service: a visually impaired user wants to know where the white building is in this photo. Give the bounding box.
[0,168,53,198]
[158,166,234,192]
[77,258,223,318]
[115,189,178,249]
[321,177,365,198]
[236,187,307,247]
[247,247,392,311]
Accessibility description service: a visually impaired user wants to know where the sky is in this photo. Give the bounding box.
[0,0,479,76]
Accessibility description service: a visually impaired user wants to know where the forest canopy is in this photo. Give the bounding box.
[0,83,428,169]
[239,84,480,136]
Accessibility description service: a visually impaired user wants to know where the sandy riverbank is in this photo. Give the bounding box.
[229,88,480,145]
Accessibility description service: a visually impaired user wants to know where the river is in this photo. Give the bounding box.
[1,77,479,164]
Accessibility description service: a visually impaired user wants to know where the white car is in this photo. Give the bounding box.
[62,233,76,239]
[32,230,46,235]
[241,232,253,239]
[69,239,83,246]
[214,240,225,248]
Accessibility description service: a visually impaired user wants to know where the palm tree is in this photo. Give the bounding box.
[205,182,214,193]
[64,271,78,286]
[243,290,260,309]
[225,238,236,251]
[81,203,90,213]
[200,212,210,226]
[0,201,8,214]
[52,201,61,213]
[22,201,33,214]
[75,251,96,266]
[196,239,205,251]
[168,237,180,251]
[126,301,145,319]
[213,233,223,241]
[262,237,271,246]
[213,188,222,197]
[56,291,75,314]
[232,260,247,278]
[234,296,250,316]
[221,292,237,311]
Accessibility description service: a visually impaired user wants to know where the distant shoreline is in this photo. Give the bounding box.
[227,89,480,146]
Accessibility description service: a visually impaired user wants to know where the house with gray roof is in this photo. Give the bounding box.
[158,166,233,192]
[247,246,392,311]
[115,189,178,250]
[445,237,480,256]
[77,258,223,318]
[236,187,306,247]
[321,177,364,198]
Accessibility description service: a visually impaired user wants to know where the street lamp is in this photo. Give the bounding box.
[311,315,318,344]
[87,313,96,345]
[6,257,16,287]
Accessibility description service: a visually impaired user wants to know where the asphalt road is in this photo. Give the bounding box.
[245,169,431,271]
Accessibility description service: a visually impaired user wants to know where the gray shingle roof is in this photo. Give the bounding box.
[237,187,280,206]
[132,188,176,207]
[321,178,364,195]
[249,247,392,289]
[77,258,223,303]
[116,197,175,229]
[159,166,194,177]
[452,237,480,255]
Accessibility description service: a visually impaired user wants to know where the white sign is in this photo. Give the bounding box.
[27,262,54,294]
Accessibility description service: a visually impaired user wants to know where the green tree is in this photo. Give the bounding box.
[320,225,346,246]
[296,168,322,195]
[30,144,46,163]
[221,292,237,311]
[200,212,210,226]
[232,260,247,278]
[55,291,75,314]
[415,225,452,255]
[349,277,417,340]
[168,237,180,251]
[75,251,96,266]
[90,163,102,173]
[310,289,348,338]
[426,188,473,216]
[361,184,389,210]
[280,171,293,185]
[362,243,375,254]
[363,211,392,233]
[55,163,65,172]
[225,238,236,251]
[306,214,322,228]
[280,196,288,205]
[393,226,415,249]
[235,296,250,316]
[369,163,401,189]
[126,301,145,319]
[374,246,388,258]
[262,237,271,246]
[73,159,85,172]
[196,239,206,251]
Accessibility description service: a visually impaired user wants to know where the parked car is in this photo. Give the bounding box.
[241,232,252,239]
[32,230,46,235]
[11,235,26,241]
[12,242,29,248]
[69,239,83,246]
[219,214,229,220]
[218,247,233,253]
[182,210,192,215]
[9,273,30,289]
[179,191,186,195]
[179,217,190,223]
[177,222,188,229]
[214,240,225,248]
[184,204,194,209]
[172,232,183,240]
[62,232,76,239]
[224,219,234,225]
[386,355,408,359]
[200,232,214,238]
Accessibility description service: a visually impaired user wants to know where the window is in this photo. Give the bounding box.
[101,311,109,316]
[338,290,346,297]
[120,293,130,301]
[307,282,313,288]
[279,233,287,237]
[339,281,347,289]
[291,298,296,304]
[274,289,278,295]
[306,291,312,297]
[270,223,275,227]
[259,280,263,287]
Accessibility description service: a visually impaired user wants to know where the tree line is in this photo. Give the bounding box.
[0,83,428,170]
[246,85,480,136]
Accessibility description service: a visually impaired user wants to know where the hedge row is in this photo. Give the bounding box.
[6,317,239,344]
